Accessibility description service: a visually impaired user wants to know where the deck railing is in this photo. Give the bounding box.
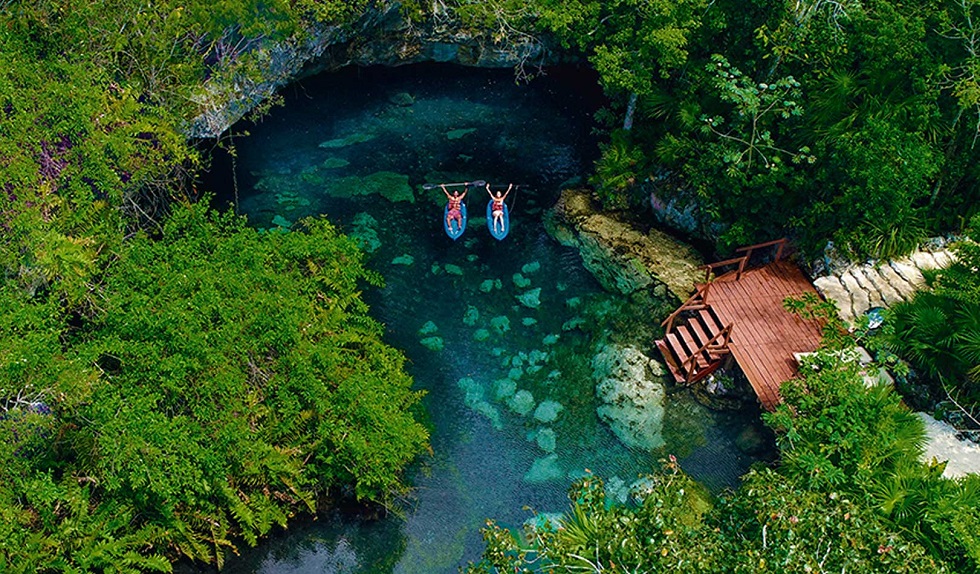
[661,282,712,332]
[700,238,789,282]
[679,323,734,384]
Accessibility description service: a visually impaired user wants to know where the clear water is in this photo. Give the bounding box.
[201,64,769,574]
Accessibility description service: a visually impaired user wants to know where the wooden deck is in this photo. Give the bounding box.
[706,259,824,410]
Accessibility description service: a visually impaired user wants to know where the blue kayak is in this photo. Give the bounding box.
[487,202,509,240]
[444,202,467,240]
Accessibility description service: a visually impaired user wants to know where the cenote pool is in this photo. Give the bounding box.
[201,64,771,574]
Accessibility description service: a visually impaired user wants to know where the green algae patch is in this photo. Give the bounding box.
[318,133,377,148]
[446,128,477,140]
[327,171,415,203]
[321,157,350,169]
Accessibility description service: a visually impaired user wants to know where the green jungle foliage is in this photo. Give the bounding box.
[467,347,980,573]
[883,217,980,405]
[1,1,435,569]
[450,0,980,258]
[0,203,429,570]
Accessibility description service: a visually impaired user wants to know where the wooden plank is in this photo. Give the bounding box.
[655,339,686,383]
[687,316,713,347]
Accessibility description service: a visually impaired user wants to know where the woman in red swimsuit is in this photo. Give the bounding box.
[442,184,466,231]
[486,183,512,235]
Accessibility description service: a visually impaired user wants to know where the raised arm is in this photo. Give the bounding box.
[441,184,452,199]
[503,183,514,200]
[485,183,493,198]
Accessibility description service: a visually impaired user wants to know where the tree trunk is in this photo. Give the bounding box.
[623,92,638,131]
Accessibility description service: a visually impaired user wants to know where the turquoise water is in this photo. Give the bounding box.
[206,64,769,574]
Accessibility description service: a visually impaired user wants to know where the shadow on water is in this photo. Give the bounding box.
[196,63,774,574]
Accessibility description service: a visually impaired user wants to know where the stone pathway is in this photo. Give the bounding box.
[812,249,956,325]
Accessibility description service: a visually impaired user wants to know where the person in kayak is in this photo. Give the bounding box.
[486,183,512,235]
[443,184,466,231]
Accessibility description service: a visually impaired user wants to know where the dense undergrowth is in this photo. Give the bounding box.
[0,1,429,570]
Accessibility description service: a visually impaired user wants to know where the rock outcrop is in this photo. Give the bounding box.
[544,188,703,301]
[592,344,667,451]
[189,2,562,138]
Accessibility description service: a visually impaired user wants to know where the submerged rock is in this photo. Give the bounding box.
[525,513,563,534]
[533,400,563,423]
[272,215,292,229]
[529,350,549,364]
[318,132,377,148]
[444,264,464,276]
[348,212,381,253]
[420,336,445,351]
[418,321,439,335]
[516,288,542,309]
[446,128,477,140]
[392,254,415,266]
[473,329,490,342]
[458,377,502,430]
[463,306,480,326]
[490,315,511,334]
[507,389,535,416]
[592,344,667,451]
[479,279,497,293]
[536,428,557,452]
[512,273,532,288]
[321,157,350,169]
[542,334,560,345]
[522,261,541,274]
[524,454,562,483]
[326,171,415,203]
[494,378,517,401]
[522,317,538,326]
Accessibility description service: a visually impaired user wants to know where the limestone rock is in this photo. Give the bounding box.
[533,400,564,423]
[524,454,562,483]
[418,321,438,335]
[592,344,667,451]
[507,390,535,416]
[446,128,477,140]
[544,188,702,301]
[189,3,562,139]
[420,336,444,351]
[536,428,557,452]
[813,275,854,325]
[890,258,926,287]
[516,288,542,308]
